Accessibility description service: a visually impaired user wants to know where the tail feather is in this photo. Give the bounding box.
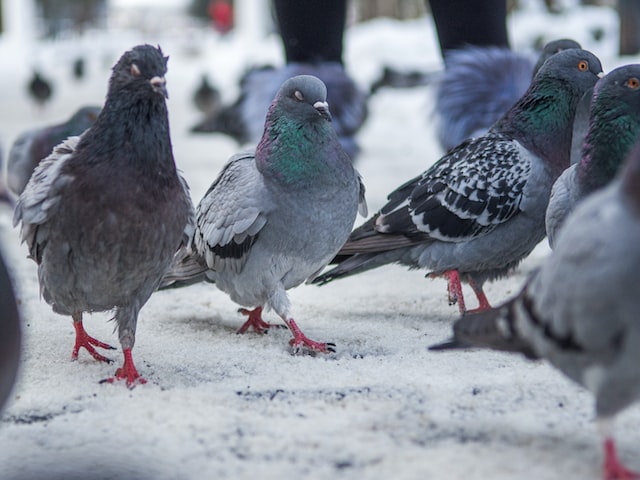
[429,296,540,360]
[312,249,405,285]
[159,251,209,290]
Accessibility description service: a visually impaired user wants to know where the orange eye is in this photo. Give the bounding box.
[627,77,640,89]
[578,61,588,72]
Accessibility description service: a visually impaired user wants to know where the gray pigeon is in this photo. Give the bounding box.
[430,139,640,479]
[13,45,194,387]
[546,64,640,248]
[8,105,101,195]
[0,250,20,413]
[166,75,366,353]
[314,49,603,314]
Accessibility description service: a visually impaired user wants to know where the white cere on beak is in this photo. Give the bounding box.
[597,71,604,78]
[313,101,329,111]
[150,76,168,98]
[313,100,332,121]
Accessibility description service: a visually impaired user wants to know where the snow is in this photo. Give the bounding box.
[0,4,639,479]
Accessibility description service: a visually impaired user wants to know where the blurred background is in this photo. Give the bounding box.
[0,0,635,198]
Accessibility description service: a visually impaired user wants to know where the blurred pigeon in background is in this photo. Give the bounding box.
[431,139,640,480]
[0,147,13,208]
[434,39,582,152]
[8,106,101,195]
[27,70,53,110]
[192,73,221,115]
[314,49,603,314]
[165,75,366,353]
[191,62,368,160]
[72,57,86,81]
[0,248,20,414]
[369,65,434,94]
[547,64,640,248]
[13,45,194,387]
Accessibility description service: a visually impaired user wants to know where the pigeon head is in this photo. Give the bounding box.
[272,74,332,123]
[533,48,603,89]
[497,48,602,170]
[578,64,640,191]
[533,38,582,75]
[108,44,169,100]
[256,75,343,185]
[70,105,101,124]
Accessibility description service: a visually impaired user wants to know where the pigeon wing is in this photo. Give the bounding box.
[13,135,79,263]
[377,133,530,243]
[194,152,272,274]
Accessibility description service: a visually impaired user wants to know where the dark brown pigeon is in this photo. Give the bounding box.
[14,45,194,388]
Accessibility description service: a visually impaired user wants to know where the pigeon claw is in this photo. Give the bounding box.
[237,306,282,334]
[429,270,467,314]
[99,348,147,389]
[72,320,116,363]
[285,318,335,354]
[603,438,639,480]
[428,270,493,314]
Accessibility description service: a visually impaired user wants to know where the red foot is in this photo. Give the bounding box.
[284,318,335,354]
[429,270,492,314]
[72,319,115,363]
[236,306,280,334]
[466,277,492,313]
[428,270,466,313]
[604,438,639,480]
[100,348,147,389]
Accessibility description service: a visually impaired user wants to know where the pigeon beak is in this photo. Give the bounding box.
[314,101,332,121]
[150,76,168,99]
[597,71,604,78]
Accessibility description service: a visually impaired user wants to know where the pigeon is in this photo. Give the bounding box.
[13,44,194,387]
[192,73,221,115]
[165,75,366,353]
[546,64,640,248]
[72,57,85,81]
[430,139,640,479]
[313,49,603,314]
[0,250,20,414]
[27,70,53,109]
[434,39,582,152]
[191,62,368,160]
[369,65,435,95]
[8,106,101,195]
[0,147,13,208]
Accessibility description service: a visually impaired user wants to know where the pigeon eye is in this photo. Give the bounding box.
[294,90,304,102]
[577,60,588,72]
[130,64,141,77]
[627,77,640,89]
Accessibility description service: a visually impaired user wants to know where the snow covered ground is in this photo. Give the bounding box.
[0,3,638,479]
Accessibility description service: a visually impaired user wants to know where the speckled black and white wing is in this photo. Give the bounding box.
[13,135,79,262]
[194,152,273,274]
[377,132,531,242]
